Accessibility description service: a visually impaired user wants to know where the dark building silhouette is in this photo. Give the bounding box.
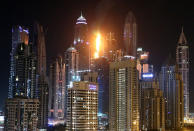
[123,11,137,56]
[33,22,49,129]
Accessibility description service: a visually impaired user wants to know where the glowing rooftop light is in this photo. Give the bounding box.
[76,21,87,24]
[77,15,86,21]
[76,13,87,24]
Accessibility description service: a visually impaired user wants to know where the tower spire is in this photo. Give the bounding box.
[81,11,83,17]
[178,26,187,44]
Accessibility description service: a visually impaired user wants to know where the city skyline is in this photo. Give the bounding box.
[1,0,194,130]
[0,0,194,118]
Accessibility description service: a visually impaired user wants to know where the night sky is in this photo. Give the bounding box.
[0,0,194,111]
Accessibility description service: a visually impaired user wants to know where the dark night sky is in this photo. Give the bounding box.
[0,0,194,111]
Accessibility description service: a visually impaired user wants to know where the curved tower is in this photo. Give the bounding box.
[33,22,48,129]
[124,11,137,56]
[176,27,189,118]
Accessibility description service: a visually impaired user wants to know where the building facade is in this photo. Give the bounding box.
[66,81,98,130]
[140,80,165,131]
[176,28,189,118]
[124,11,137,56]
[4,98,39,131]
[109,58,139,131]
[48,56,65,124]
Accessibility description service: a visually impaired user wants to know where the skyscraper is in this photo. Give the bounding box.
[64,46,79,118]
[48,56,65,124]
[33,23,47,78]
[123,11,137,56]
[74,13,89,70]
[33,23,49,129]
[176,27,189,118]
[109,58,139,131]
[9,26,37,98]
[64,46,79,87]
[66,81,98,130]
[93,58,109,114]
[159,57,184,129]
[74,12,88,45]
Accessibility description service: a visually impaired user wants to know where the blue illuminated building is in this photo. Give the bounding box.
[93,57,109,114]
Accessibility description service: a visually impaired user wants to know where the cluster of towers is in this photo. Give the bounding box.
[4,10,190,131]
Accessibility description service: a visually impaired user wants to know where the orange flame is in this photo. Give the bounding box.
[94,33,101,59]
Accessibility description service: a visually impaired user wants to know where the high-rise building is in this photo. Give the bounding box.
[33,23,47,78]
[66,81,98,130]
[176,27,189,118]
[159,57,184,129]
[74,13,89,70]
[74,12,88,45]
[140,79,165,131]
[92,58,109,114]
[64,46,79,118]
[4,97,39,131]
[124,11,137,56]
[9,26,37,98]
[48,56,65,124]
[109,58,139,130]
[33,23,49,129]
[64,46,79,86]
